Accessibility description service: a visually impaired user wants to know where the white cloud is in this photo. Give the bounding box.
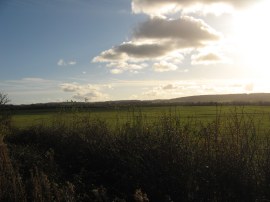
[110,68,124,74]
[93,16,222,73]
[95,16,221,61]
[91,0,265,76]
[191,50,229,65]
[134,16,221,44]
[93,42,171,62]
[107,61,147,74]
[92,0,264,76]
[153,61,178,72]
[60,83,109,101]
[244,83,254,92]
[132,0,260,16]
[163,84,177,90]
[68,60,77,65]
[57,59,66,66]
[57,59,77,66]
[61,83,81,92]
[72,91,107,102]
[141,83,183,99]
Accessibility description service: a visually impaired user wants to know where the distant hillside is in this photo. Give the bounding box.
[3,93,270,110]
[167,93,270,103]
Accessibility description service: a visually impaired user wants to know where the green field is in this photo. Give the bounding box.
[4,104,270,201]
[10,105,270,131]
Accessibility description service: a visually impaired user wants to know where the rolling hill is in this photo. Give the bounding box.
[167,93,270,103]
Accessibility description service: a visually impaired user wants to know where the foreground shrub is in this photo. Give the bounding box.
[0,136,26,202]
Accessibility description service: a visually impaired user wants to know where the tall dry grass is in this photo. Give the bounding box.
[0,136,26,202]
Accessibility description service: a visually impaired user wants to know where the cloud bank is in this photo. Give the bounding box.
[132,0,260,16]
[133,80,259,100]
[93,15,222,73]
[93,0,259,74]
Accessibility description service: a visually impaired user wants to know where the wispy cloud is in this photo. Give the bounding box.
[5,77,59,87]
[60,83,109,102]
[57,59,77,66]
[153,61,178,72]
[0,78,63,104]
[191,50,229,65]
[106,62,147,74]
[68,60,77,65]
[131,79,262,100]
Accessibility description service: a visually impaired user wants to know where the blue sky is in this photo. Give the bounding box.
[1,0,270,104]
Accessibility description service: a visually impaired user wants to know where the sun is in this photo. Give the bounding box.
[232,0,270,78]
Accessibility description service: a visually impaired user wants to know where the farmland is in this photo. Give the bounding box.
[10,105,270,131]
[2,103,270,201]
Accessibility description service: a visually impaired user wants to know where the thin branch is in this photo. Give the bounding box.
[0,93,10,105]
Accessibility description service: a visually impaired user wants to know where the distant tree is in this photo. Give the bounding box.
[0,92,11,126]
[0,92,10,105]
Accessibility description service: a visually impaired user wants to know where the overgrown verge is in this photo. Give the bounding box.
[1,108,270,201]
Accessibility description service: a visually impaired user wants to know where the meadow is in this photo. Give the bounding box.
[10,105,270,130]
[2,104,270,201]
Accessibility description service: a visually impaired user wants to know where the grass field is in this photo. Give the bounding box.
[10,105,270,132]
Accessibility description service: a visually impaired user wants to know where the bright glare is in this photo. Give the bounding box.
[233,0,270,77]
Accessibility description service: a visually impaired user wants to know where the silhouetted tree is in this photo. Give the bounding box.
[0,92,11,126]
[0,92,10,105]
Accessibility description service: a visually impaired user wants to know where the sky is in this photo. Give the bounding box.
[1,0,270,104]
